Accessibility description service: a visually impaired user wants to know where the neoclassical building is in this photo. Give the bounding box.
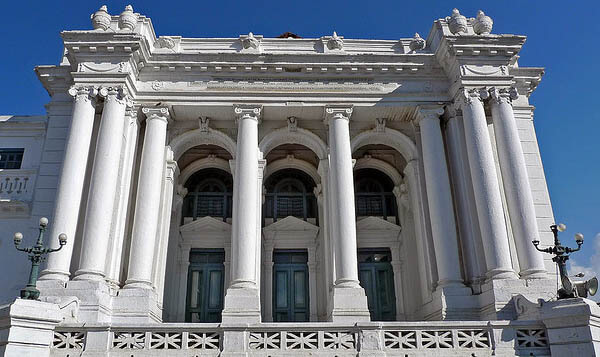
[1,5,597,357]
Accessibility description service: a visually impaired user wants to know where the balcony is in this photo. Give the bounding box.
[0,169,37,217]
[50,320,550,356]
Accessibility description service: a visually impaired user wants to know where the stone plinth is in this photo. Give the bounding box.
[540,297,600,355]
[0,299,62,357]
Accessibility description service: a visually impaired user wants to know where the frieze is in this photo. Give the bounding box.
[186,79,400,92]
[77,62,130,73]
[460,65,508,77]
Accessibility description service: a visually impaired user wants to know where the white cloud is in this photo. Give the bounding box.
[568,233,600,301]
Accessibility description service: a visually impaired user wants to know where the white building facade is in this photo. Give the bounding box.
[2,6,599,357]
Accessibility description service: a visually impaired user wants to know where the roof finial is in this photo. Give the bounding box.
[473,10,493,35]
[91,5,111,31]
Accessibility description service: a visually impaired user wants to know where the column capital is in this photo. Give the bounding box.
[489,86,518,105]
[324,105,353,124]
[234,104,262,123]
[125,104,140,121]
[456,87,489,105]
[68,85,98,103]
[99,85,130,105]
[414,106,444,125]
[142,106,170,123]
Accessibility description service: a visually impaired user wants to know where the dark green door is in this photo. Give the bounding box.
[185,250,225,323]
[272,251,309,322]
[358,249,396,321]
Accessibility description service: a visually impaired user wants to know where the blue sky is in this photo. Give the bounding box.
[2,2,599,279]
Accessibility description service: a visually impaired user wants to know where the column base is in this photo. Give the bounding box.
[486,268,519,280]
[0,299,62,357]
[38,269,70,282]
[72,269,106,282]
[477,278,555,320]
[330,284,370,323]
[518,268,548,279]
[221,286,261,324]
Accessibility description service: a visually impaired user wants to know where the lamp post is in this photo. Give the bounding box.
[532,223,597,299]
[13,217,67,300]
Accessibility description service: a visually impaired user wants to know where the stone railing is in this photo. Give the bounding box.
[0,169,36,202]
[50,320,550,356]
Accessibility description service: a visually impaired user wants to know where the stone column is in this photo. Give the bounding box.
[415,107,464,287]
[153,149,178,305]
[458,88,516,280]
[222,105,262,323]
[105,106,139,287]
[164,185,186,322]
[325,105,370,322]
[74,86,128,281]
[444,109,486,285]
[124,107,170,289]
[40,86,97,281]
[403,162,432,300]
[490,87,546,278]
[317,160,335,301]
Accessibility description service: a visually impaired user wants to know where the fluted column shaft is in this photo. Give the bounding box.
[490,88,546,278]
[230,106,261,288]
[40,86,98,281]
[416,108,464,286]
[459,89,515,279]
[74,86,128,281]
[124,107,169,289]
[327,107,361,288]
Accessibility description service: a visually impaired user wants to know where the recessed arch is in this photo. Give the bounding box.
[354,157,403,187]
[170,128,237,160]
[351,128,418,163]
[260,127,327,160]
[179,156,232,186]
[264,157,321,185]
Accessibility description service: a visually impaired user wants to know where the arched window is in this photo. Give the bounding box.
[354,168,398,223]
[183,168,233,222]
[264,169,317,222]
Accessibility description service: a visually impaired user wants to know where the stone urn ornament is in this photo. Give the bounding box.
[118,5,137,31]
[91,5,111,31]
[447,8,467,34]
[473,10,493,35]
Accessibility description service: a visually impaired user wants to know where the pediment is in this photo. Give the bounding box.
[263,216,319,233]
[180,216,231,233]
[356,216,401,232]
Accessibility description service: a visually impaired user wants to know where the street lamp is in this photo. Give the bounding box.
[13,217,67,300]
[533,223,598,299]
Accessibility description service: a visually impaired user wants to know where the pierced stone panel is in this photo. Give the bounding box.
[52,331,85,349]
[516,328,548,348]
